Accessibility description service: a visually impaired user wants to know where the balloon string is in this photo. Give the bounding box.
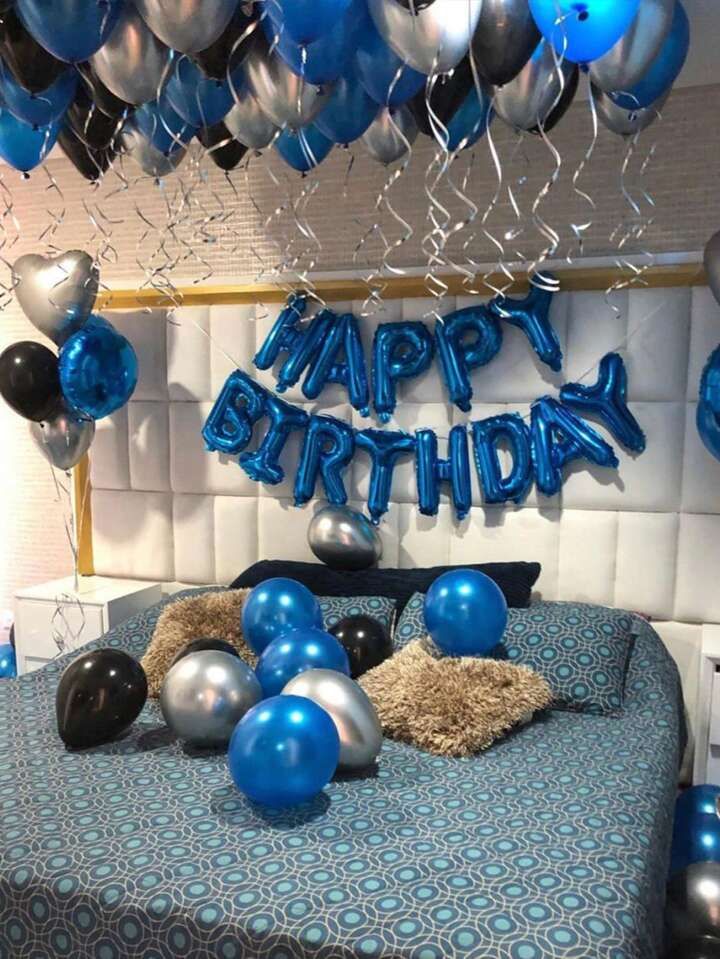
[37,165,67,254]
[423,66,453,320]
[478,93,516,303]
[47,464,86,656]
[567,71,598,264]
[504,132,530,263]
[0,172,20,310]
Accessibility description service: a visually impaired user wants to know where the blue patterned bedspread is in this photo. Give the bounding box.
[0,594,684,959]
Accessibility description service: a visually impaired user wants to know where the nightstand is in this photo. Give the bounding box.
[14,576,163,675]
[694,625,720,785]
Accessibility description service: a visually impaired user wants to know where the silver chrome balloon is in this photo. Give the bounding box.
[308,505,382,571]
[494,40,577,132]
[91,5,171,106]
[667,862,720,947]
[225,92,278,150]
[244,36,332,130]
[368,0,483,74]
[590,0,674,95]
[282,669,382,770]
[12,251,98,347]
[593,84,668,137]
[705,230,720,309]
[362,104,418,165]
[133,0,238,54]
[122,126,187,177]
[472,0,540,88]
[30,402,95,471]
[160,650,261,748]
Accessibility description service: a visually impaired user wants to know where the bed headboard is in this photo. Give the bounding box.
[88,278,720,737]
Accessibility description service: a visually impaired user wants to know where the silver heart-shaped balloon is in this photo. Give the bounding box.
[362,104,418,165]
[368,0,483,74]
[494,40,576,132]
[593,84,668,137]
[30,402,95,471]
[133,0,238,54]
[590,0,674,95]
[245,35,332,129]
[13,251,99,347]
[122,126,188,177]
[91,4,171,106]
[705,230,720,309]
[225,91,278,150]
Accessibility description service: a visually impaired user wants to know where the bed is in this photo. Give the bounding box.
[0,591,684,959]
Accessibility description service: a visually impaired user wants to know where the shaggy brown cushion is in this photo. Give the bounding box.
[142,589,255,698]
[359,640,552,757]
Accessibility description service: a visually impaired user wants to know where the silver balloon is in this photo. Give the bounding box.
[282,669,382,770]
[362,104,418,165]
[133,0,238,54]
[368,0,483,74]
[593,84,668,137]
[30,402,95,471]
[494,39,577,132]
[308,505,382,571]
[667,862,720,947]
[225,92,278,150]
[91,5,171,106]
[160,650,261,748]
[122,126,187,177]
[705,230,720,309]
[590,0,674,95]
[472,0,540,87]
[244,36,332,130]
[13,251,98,347]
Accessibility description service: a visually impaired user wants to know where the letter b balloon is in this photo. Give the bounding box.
[424,569,508,657]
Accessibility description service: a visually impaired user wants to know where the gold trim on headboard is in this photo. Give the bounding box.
[73,454,95,576]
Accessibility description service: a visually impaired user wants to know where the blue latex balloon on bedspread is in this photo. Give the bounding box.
[242,578,323,656]
[255,627,350,698]
[228,694,340,807]
[424,568,508,657]
[670,785,720,877]
[697,345,720,462]
[59,315,138,420]
[0,643,17,679]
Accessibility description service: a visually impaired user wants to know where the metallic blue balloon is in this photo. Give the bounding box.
[472,413,533,505]
[294,414,355,506]
[253,293,310,385]
[240,392,308,484]
[424,568,508,657]
[263,0,359,85]
[228,694,340,807]
[355,427,415,524]
[274,123,334,173]
[255,627,350,698]
[302,312,370,415]
[372,320,435,423]
[315,72,378,145]
[490,282,562,372]
[560,352,646,453]
[445,82,494,152]
[134,96,197,156]
[0,643,17,679]
[242,578,323,655]
[531,396,619,497]
[0,110,60,172]
[671,786,720,877]
[58,315,138,419]
[435,305,502,412]
[697,345,720,462]
[0,62,77,128]
[354,1,426,107]
[415,426,471,520]
[528,0,641,64]
[165,56,244,128]
[202,369,269,455]
[16,0,124,62]
[265,0,353,45]
[611,2,689,110]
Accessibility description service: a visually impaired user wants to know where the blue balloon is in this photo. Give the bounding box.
[670,786,720,876]
[274,124,334,173]
[202,369,269,455]
[435,305,502,412]
[315,72,378,145]
[0,643,17,679]
[490,281,562,372]
[528,0,641,64]
[0,63,77,128]
[302,312,370,415]
[355,428,415,524]
[446,83,493,153]
[697,345,720,461]
[134,96,196,156]
[472,414,533,505]
[255,627,350,698]
[530,396,619,496]
[240,392,309,484]
[228,694,340,807]
[265,0,353,45]
[294,414,355,506]
[16,0,124,63]
[354,1,426,107]
[0,110,60,172]
[263,0,359,85]
[372,320,435,423]
[415,426,471,520]
[59,315,138,419]
[560,352,646,453]
[165,56,244,128]
[611,2,689,110]
[242,578,323,656]
[424,568,508,657]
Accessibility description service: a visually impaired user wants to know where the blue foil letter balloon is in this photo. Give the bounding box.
[472,414,533,505]
[435,305,502,412]
[59,316,138,420]
[531,396,619,496]
[202,370,269,455]
[415,426,472,520]
[424,568,508,657]
[697,345,720,462]
[240,392,309,484]
[242,578,323,656]
[254,296,336,394]
[294,415,355,506]
[560,352,646,453]
[355,428,416,524]
[302,312,370,416]
[490,282,562,372]
[373,321,435,423]
[528,0,641,64]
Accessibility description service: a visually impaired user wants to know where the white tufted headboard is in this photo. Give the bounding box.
[89,280,720,737]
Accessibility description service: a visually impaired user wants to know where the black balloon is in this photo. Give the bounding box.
[329,616,393,679]
[56,648,148,749]
[0,8,68,94]
[67,86,124,150]
[192,4,258,81]
[666,938,720,959]
[58,125,115,180]
[197,121,248,171]
[409,55,474,138]
[169,637,241,669]
[0,341,61,421]
[530,64,579,136]
[76,61,134,120]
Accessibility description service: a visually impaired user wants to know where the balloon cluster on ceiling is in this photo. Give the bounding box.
[0,0,690,179]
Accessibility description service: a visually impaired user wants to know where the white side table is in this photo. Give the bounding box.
[14,576,163,675]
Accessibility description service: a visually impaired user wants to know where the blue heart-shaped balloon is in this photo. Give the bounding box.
[15,0,124,63]
[0,62,77,128]
[0,110,60,172]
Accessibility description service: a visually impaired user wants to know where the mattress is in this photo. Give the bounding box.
[0,594,684,959]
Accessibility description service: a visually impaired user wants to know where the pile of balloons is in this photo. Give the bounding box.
[0,0,690,179]
[0,249,138,471]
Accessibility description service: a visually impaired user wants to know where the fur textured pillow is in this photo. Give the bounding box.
[359,640,552,757]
